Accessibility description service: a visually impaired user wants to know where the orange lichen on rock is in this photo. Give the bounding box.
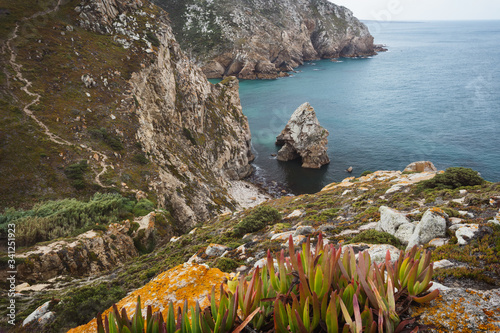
[411,289,500,332]
[67,263,228,333]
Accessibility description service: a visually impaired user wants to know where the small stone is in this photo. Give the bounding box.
[293,225,314,236]
[433,259,455,269]
[286,209,303,219]
[271,231,294,241]
[110,114,116,120]
[428,238,449,247]
[205,244,230,257]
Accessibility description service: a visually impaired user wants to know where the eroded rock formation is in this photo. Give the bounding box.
[76,0,255,230]
[276,102,329,169]
[154,0,376,79]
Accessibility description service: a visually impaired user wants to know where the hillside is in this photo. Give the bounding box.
[4,165,500,332]
[0,0,257,232]
[153,0,377,79]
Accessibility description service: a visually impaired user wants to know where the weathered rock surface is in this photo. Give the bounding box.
[17,222,139,281]
[276,102,329,169]
[406,208,448,250]
[68,263,228,333]
[154,0,376,79]
[377,205,410,235]
[403,161,437,173]
[76,0,255,230]
[410,287,500,332]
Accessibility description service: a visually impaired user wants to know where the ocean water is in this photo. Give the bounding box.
[237,21,500,194]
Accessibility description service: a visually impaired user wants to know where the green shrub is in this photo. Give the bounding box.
[145,31,160,47]
[345,229,403,249]
[360,170,373,177]
[50,283,126,331]
[0,193,135,247]
[133,199,155,217]
[64,160,88,189]
[89,127,123,151]
[183,127,197,145]
[213,257,239,273]
[233,205,282,236]
[133,153,149,165]
[417,167,484,191]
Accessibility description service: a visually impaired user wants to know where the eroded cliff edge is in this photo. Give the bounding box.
[78,0,256,229]
[154,0,376,79]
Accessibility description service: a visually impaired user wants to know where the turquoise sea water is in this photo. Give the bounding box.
[237,21,500,194]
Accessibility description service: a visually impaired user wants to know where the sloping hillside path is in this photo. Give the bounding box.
[5,0,114,188]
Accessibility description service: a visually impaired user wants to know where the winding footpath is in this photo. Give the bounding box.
[5,0,114,188]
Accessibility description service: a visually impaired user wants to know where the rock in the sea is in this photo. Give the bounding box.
[275,102,329,169]
[406,208,448,250]
[403,161,437,173]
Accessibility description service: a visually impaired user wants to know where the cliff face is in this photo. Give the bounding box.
[1,0,253,230]
[154,0,375,79]
[79,0,256,228]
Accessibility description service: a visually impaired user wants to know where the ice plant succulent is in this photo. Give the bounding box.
[100,234,439,332]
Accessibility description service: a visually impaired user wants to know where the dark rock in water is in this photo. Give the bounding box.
[275,102,329,169]
[374,44,388,52]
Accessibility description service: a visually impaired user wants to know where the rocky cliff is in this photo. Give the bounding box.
[154,0,376,79]
[0,0,254,230]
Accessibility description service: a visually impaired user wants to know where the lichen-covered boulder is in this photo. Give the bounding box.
[376,206,411,235]
[67,263,228,333]
[406,208,448,250]
[275,102,329,169]
[410,287,500,332]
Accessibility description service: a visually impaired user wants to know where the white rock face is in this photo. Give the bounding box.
[377,206,410,235]
[394,222,416,245]
[406,208,448,250]
[276,103,329,169]
[23,301,52,326]
[205,244,230,257]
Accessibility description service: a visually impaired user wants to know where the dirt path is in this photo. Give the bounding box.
[5,0,114,188]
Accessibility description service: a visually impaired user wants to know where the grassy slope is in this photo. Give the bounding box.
[0,0,158,210]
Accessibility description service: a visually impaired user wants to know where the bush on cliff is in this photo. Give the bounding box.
[0,193,139,247]
[417,167,484,191]
[233,205,281,236]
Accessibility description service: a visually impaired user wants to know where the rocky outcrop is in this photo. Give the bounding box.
[154,0,376,79]
[406,208,448,250]
[404,161,437,173]
[76,0,255,230]
[68,263,228,333]
[17,222,138,281]
[276,102,329,169]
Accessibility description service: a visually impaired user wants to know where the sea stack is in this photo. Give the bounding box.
[275,102,330,169]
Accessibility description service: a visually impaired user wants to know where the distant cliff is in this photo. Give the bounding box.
[154,0,376,79]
